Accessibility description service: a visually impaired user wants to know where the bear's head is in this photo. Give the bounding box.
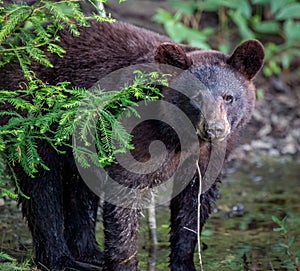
[154,40,264,142]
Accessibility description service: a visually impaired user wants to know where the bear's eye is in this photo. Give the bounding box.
[223,94,234,104]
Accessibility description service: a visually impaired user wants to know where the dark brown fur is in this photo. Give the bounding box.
[0,21,264,271]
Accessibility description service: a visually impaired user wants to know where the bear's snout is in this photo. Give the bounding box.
[197,98,231,141]
[203,120,231,141]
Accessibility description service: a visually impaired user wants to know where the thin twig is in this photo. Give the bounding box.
[196,162,204,271]
[183,226,197,235]
[148,193,158,246]
[284,235,300,271]
[269,261,275,271]
[148,194,158,271]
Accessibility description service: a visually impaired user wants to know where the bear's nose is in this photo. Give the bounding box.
[205,122,227,141]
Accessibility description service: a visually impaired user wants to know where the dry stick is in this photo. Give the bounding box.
[196,162,204,271]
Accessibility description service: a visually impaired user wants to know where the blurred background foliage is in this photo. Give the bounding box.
[153,0,300,78]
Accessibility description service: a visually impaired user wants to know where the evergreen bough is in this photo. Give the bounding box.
[0,0,169,197]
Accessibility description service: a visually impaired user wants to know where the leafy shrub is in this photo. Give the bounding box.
[0,252,31,271]
[272,216,300,270]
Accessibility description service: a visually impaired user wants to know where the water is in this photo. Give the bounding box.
[1,155,299,270]
[138,156,300,271]
[199,156,300,271]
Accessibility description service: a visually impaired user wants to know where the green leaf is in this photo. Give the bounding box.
[279,242,289,249]
[253,21,280,34]
[152,8,175,24]
[269,60,281,75]
[185,27,214,49]
[281,53,291,69]
[225,0,252,18]
[264,42,279,61]
[275,3,300,20]
[282,218,289,233]
[273,227,282,232]
[270,0,297,15]
[256,88,265,100]
[284,19,300,43]
[26,46,53,67]
[197,0,223,12]
[291,48,300,57]
[0,5,32,43]
[272,215,282,225]
[1,188,18,199]
[0,252,15,262]
[167,0,198,15]
[288,236,295,246]
[218,43,230,54]
[47,43,66,57]
[228,10,254,39]
[164,22,187,43]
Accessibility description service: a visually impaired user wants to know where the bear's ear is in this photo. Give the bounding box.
[154,42,193,70]
[227,40,264,80]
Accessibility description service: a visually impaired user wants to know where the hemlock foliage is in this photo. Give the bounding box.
[0,0,168,197]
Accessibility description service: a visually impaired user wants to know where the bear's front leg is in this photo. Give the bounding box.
[170,178,220,271]
[62,155,103,267]
[103,201,141,271]
[18,144,74,270]
[170,179,198,271]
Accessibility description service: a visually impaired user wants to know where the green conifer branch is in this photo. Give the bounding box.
[0,1,169,199]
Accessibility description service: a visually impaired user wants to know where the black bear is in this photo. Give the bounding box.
[0,21,264,271]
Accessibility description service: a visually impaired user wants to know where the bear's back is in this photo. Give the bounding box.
[0,21,171,90]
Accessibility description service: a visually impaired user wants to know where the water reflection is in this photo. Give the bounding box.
[138,156,300,271]
[0,156,299,270]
